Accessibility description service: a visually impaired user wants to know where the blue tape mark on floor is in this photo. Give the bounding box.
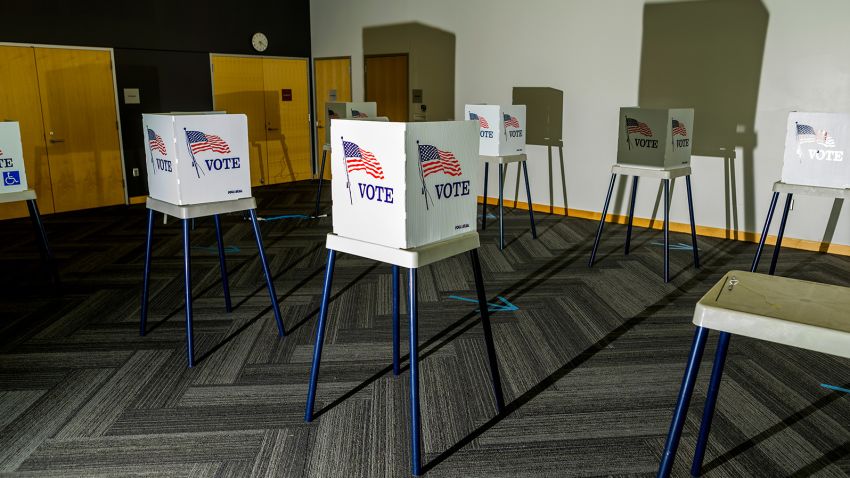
[192,245,241,254]
[258,214,311,221]
[478,213,497,219]
[820,383,850,394]
[650,241,696,251]
[447,295,518,313]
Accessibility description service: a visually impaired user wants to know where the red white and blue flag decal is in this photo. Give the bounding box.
[343,140,384,179]
[626,117,653,137]
[418,144,462,178]
[352,110,368,118]
[186,130,231,155]
[148,129,167,155]
[671,119,688,137]
[503,114,520,129]
[469,112,490,129]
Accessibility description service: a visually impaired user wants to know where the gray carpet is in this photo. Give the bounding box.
[0,181,848,477]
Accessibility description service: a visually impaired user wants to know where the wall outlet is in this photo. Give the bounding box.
[132,168,140,177]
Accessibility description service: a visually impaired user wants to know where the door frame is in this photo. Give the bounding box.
[208,53,315,180]
[0,41,128,205]
[311,55,352,173]
[363,53,410,122]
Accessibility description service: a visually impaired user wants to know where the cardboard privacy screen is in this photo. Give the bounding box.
[781,112,850,189]
[143,113,251,205]
[464,104,526,156]
[616,107,694,169]
[0,122,28,194]
[331,119,480,249]
[326,102,378,144]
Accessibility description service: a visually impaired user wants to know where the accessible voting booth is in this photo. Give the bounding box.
[139,113,283,368]
[307,118,505,476]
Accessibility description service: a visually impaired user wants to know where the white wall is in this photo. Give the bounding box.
[311,0,850,247]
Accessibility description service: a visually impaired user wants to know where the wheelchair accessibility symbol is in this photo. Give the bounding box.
[3,171,21,186]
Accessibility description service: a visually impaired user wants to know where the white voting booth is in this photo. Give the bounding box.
[464,104,526,156]
[781,112,850,189]
[0,122,29,194]
[617,107,694,169]
[330,119,480,249]
[142,113,251,205]
[325,102,378,144]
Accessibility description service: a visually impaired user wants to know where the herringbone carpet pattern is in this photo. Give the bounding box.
[0,181,848,477]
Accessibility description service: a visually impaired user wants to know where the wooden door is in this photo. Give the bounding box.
[365,54,409,122]
[211,55,268,186]
[314,57,351,148]
[35,48,124,213]
[0,46,53,220]
[262,58,311,184]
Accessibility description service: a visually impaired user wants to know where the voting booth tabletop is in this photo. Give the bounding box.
[0,181,849,476]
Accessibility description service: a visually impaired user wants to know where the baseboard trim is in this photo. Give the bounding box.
[478,195,850,257]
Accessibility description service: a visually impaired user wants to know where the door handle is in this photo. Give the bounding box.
[50,139,66,143]
[267,127,279,131]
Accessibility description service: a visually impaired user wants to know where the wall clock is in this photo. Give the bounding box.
[252,32,268,52]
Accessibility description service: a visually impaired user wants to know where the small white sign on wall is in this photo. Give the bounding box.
[123,88,141,105]
[781,112,850,189]
[0,122,28,194]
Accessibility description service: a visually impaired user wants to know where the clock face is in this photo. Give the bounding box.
[252,32,268,52]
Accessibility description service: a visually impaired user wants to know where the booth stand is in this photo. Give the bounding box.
[0,189,58,284]
[304,232,504,476]
[480,154,537,250]
[313,143,331,217]
[588,165,700,282]
[657,271,850,476]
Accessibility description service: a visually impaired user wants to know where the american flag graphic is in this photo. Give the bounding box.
[626,117,653,137]
[0,148,3,156]
[503,114,520,129]
[797,123,835,147]
[328,109,338,118]
[352,110,368,118]
[343,140,384,179]
[147,129,167,155]
[186,131,231,155]
[418,144,462,178]
[671,120,688,137]
[469,112,490,129]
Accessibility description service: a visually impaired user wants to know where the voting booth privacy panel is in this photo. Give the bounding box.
[0,122,28,194]
[616,107,694,169]
[781,112,850,189]
[331,119,480,249]
[464,105,526,156]
[325,102,378,144]
[142,113,251,205]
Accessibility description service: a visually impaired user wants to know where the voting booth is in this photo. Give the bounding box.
[142,113,251,205]
[325,102,378,144]
[616,107,694,169]
[464,104,526,156]
[0,122,29,194]
[330,119,479,249]
[781,112,850,189]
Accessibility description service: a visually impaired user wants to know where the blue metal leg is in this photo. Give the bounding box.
[522,161,537,240]
[589,174,617,267]
[213,215,232,313]
[314,148,327,217]
[751,192,780,273]
[470,249,505,412]
[392,265,400,376]
[249,209,285,336]
[183,219,195,368]
[26,199,58,284]
[768,193,793,276]
[408,268,422,476]
[140,208,154,336]
[686,176,700,269]
[657,326,710,478]
[625,176,639,255]
[305,249,337,422]
[498,163,505,250]
[663,179,670,283]
[690,331,731,476]
[482,162,489,231]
